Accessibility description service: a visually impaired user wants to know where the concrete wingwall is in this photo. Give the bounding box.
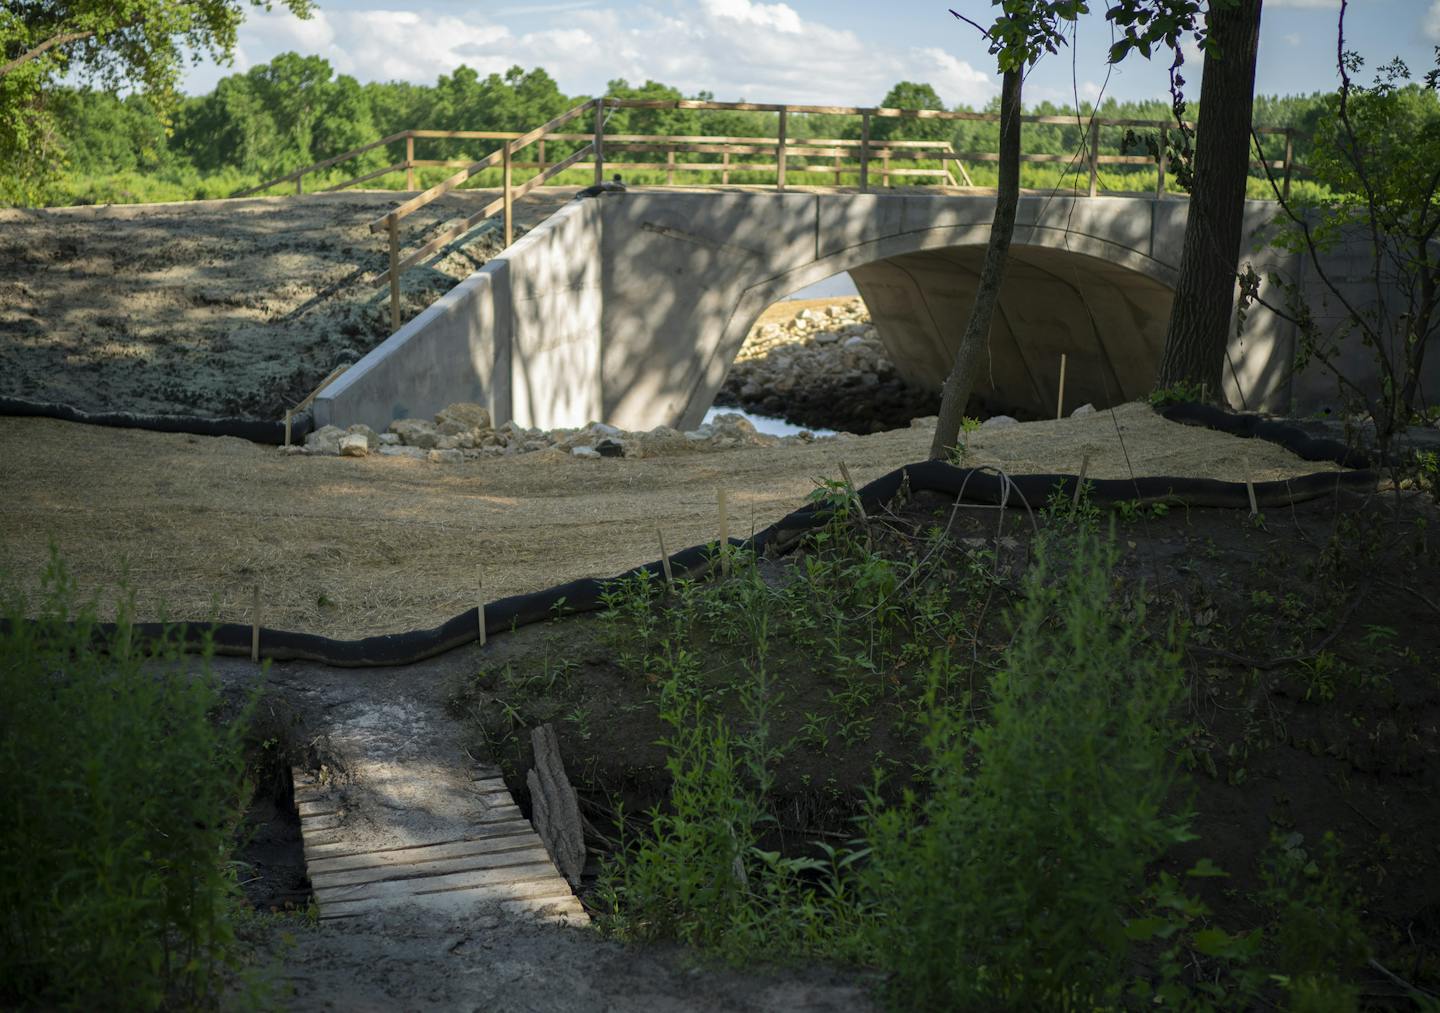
[315,198,604,433]
[318,190,1416,434]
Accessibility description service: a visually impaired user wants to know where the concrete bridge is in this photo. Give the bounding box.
[315,189,1389,433]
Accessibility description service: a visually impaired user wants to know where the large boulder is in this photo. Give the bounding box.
[389,418,440,449]
[304,424,346,455]
[434,403,492,432]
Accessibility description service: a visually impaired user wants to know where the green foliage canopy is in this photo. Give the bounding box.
[1,0,313,201]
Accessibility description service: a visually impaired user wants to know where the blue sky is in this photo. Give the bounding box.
[182,0,1439,108]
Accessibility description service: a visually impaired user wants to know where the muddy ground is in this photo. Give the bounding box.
[0,190,573,419]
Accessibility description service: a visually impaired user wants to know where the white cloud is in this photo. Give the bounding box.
[1283,32,1303,47]
[1427,1,1440,41]
[183,1,998,108]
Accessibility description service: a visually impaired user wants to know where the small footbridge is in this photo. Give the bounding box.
[289,97,1375,432]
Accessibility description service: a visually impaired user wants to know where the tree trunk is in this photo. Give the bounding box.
[930,67,1022,459]
[1156,0,1264,399]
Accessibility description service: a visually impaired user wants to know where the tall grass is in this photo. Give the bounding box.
[861,527,1191,1009]
[0,553,256,1010]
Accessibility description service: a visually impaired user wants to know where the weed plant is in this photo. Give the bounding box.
[0,554,256,1010]
[861,526,1191,1009]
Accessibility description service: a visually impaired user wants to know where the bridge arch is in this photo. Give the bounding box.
[716,220,1178,423]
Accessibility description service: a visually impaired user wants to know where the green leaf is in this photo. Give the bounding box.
[1185,857,1230,878]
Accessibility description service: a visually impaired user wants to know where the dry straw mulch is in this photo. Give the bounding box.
[0,403,1343,639]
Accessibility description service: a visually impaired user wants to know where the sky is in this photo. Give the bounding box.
[180,0,1440,109]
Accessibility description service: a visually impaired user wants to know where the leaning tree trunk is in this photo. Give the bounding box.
[1156,0,1264,399]
[929,66,1023,460]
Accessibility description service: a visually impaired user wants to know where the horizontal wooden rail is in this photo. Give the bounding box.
[375,142,596,288]
[232,131,410,197]
[369,99,597,234]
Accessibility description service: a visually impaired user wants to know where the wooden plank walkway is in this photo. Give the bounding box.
[293,761,588,925]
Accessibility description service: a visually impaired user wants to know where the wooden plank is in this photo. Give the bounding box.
[473,776,510,795]
[319,161,406,193]
[311,844,553,890]
[307,830,543,876]
[302,819,536,863]
[314,860,563,906]
[476,803,523,824]
[318,874,579,920]
[500,894,588,921]
[300,813,344,833]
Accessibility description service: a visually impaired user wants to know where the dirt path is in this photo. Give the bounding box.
[0,190,574,419]
[1,404,1343,639]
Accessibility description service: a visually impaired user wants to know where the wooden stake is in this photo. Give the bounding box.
[1056,353,1068,420]
[251,584,261,663]
[284,410,292,447]
[717,489,730,577]
[1244,460,1259,517]
[657,528,675,593]
[1073,453,1090,507]
[478,569,486,646]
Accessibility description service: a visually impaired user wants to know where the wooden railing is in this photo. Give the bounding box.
[233,97,1305,331]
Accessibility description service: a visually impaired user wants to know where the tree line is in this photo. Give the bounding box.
[40,54,1333,187]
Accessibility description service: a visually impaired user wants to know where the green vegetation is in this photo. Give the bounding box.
[447,468,1440,1009]
[0,553,258,1010]
[9,53,1342,207]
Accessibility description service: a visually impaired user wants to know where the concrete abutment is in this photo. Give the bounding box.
[315,191,1390,433]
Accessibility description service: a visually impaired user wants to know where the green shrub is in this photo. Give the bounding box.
[860,527,1191,1010]
[0,553,255,1010]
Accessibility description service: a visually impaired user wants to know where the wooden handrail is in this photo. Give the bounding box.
[231,131,410,197]
[369,98,597,234]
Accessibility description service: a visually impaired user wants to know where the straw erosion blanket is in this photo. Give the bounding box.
[0,403,1345,641]
[0,189,573,419]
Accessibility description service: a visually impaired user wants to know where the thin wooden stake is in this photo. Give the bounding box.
[657,528,675,593]
[478,569,486,646]
[1056,353,1068,419]
[1073,453,1091,507]
[717,489,730,577]
[284,410,292,447]
[251,584,261,663]
[1244,460,1259,517]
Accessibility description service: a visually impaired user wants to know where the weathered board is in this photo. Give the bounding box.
[293,764,588,925]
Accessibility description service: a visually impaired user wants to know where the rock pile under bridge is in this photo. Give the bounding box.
[294,404,839,464]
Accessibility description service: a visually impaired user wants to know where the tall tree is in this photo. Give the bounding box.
[930,1,1088,459]
[1155,0,1264,396]
[1,0,313,201]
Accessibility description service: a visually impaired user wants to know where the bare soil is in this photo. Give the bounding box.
[0,190,574,419]
[0,404,1342,639]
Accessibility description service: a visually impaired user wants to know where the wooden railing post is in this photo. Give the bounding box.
[859,113,871,192]
[405,134,415,191]
[386,216,401,331]
[593,99,605,185]
[1087,118,1100,197]
[776,108,788,190]
[296,173,303,195]
[882,149,890,188]
[502,140,514,248]
[833,152,841,186]
[666,147,676,186]
[538,137,546,175]
[1156,125,1167,197]
[722,149,731,185]
[1282,129,1294,201]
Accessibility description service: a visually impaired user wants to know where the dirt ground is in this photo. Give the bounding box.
[216,653,878,1013]
[0,403,1343,639]
[0,189,574,419]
